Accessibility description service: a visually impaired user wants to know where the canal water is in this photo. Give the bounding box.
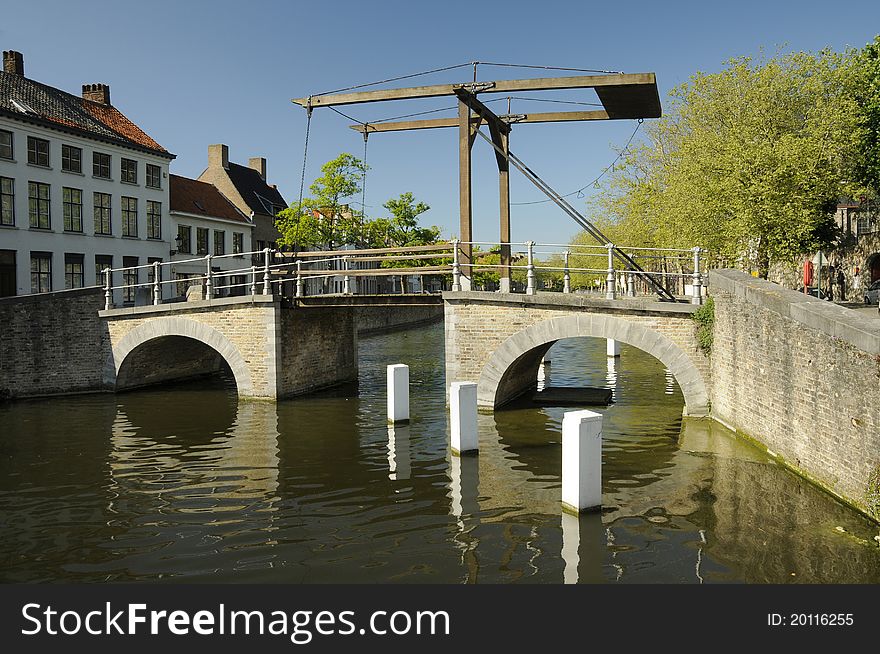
[1,322,878,583]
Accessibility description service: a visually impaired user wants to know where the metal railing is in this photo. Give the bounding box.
[99,240,707,309]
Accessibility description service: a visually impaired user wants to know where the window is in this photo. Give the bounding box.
[146,164,161,189]
[121,196,138,237]
[122,256,138,303]
[62,187,83,232]
[232,232,244,255]
[121,158,137,184]
[93,151,111,178]
[30,252,51,293]
[0,129,12,159]
[1,177,13,226]
[94,192,111,235]
[64,253,84,289]
[28,182,50,229]
[196,227,209,255]
[61,144,82,173]
[95,255,113,288]
[177,224,192,254]
[27,136,49,167]
[214,230,225,256]
[147,200,161,239]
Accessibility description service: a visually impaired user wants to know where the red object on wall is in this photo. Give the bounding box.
[803,260,814,288]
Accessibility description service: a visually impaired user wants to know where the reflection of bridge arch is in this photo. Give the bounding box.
[107,317,254,394]
[478,315,710,416]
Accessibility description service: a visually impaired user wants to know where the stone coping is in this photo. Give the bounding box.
[99,294,278,318]
[710,269,880,355]
[0,286,103,305]
[441,290,699,315]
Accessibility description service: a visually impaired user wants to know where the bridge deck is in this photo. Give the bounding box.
[442,290,699,316]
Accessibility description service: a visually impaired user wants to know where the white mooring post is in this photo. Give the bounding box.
[606,338,620,357]
[450,381,478,455]
[561,409,603,514]
[387,364,410,424]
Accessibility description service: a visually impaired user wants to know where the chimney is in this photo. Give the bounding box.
[82,83,111,106]
[3,50,24,76]
[249,157,267,181]
[209,144,229,170]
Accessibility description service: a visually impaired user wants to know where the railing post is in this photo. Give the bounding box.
[605,243,616,300]
[250,265,258,296]
[295,260,304,298]
[526,240,536,295]
[451,238,462,292]
[691,246,703,305]
[103,268,113,310]
[563,250,571,294]
[343,256,352,295]
[262,248,271,295]
[152,261,161,305]
[626,272,636,297]
[205,254,213,298]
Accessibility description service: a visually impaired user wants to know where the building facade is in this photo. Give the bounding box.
[0,50,174,302]
[197,144,286,256]
[169,174,254,297]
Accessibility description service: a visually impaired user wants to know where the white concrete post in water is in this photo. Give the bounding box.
[606,338,620,357]
[563,250,571,294]
[451,238,462,292]
[605,243,616,300]
[387,364,410,423]
[691,246,703,305]
[561,409,603,514]
[450,381,478,455]
[152,261,161,305]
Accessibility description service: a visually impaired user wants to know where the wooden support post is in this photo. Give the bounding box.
[458,101,473,291]
[499,130,511,293]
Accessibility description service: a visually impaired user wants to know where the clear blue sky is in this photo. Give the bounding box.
[4,0,879,245]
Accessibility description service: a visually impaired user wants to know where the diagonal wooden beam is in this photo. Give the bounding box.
[293,73,658,111]
[350,110,611,133]
[453,87,511,135]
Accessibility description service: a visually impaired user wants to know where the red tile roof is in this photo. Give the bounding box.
[170,175,251,224]
[1,70,172,157]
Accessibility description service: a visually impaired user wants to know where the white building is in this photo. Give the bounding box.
[169,174,254,297]
[0,50,174,302]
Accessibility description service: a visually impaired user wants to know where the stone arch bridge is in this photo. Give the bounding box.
[443,291,710,416]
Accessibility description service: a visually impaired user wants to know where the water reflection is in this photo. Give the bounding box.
[1,326,879,583]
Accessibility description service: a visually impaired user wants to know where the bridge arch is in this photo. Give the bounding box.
[106,317,254,394]
[477,314,709,416]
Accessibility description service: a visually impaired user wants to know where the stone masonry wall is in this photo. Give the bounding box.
[710,270,880,518]
[278,305,357,397]
[0,288,110,399]
[102,297,278,397]
[444,292,709,411]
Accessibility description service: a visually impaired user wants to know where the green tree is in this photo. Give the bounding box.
[364,192,439,248]
[849,35,880,195]
[276,153,368,250]
[588,49,863,277]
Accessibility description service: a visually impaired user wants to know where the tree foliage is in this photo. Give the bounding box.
[850,35,880,195]
[276,153,367,249]
[587,48,868,277]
